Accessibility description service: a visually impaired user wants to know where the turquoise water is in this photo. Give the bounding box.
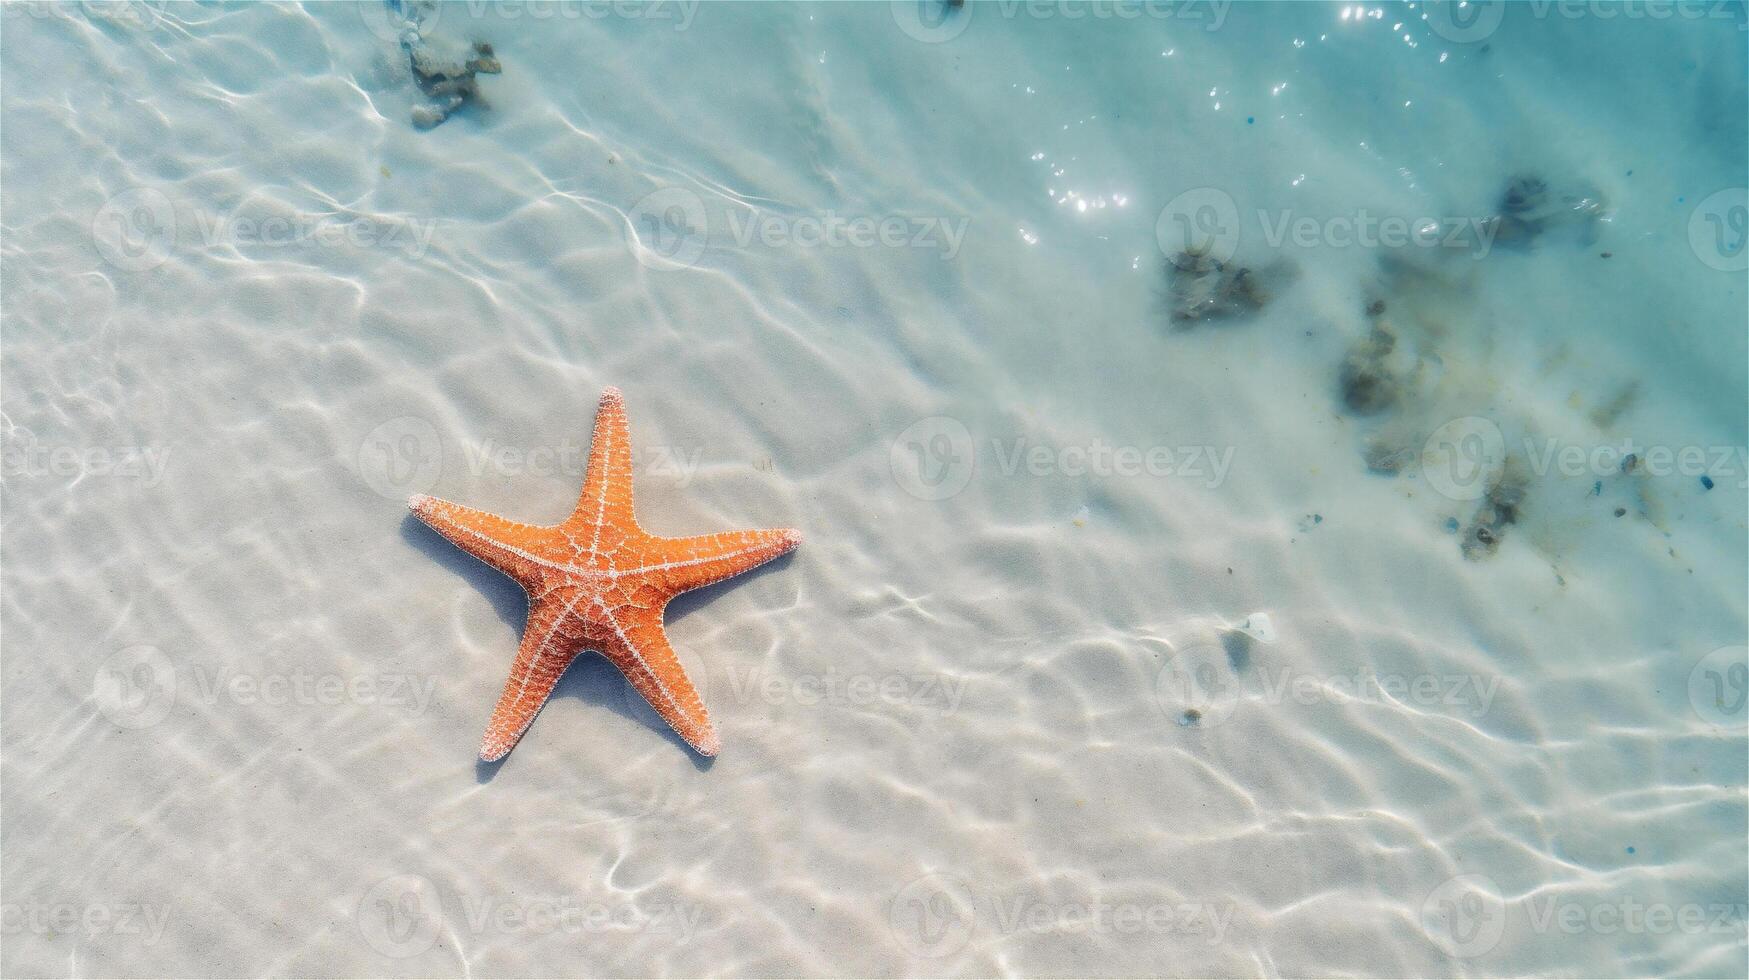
[2,2,1745,976]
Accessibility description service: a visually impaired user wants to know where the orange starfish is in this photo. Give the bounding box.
[409,387,799,760]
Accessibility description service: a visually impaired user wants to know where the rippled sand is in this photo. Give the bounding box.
[3,2,1745,977]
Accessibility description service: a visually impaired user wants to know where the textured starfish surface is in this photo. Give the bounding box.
[410,387,799,760]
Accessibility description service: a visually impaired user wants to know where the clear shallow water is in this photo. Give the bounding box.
[2,1,1745,976]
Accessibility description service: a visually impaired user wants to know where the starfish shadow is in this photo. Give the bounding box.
[664,547,797,625]
[465,665,716,780]
[547,657,715,773]
[401,514,527,631]
[469,656,713,781]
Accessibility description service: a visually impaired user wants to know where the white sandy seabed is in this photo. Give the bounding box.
[2,1,1746,977]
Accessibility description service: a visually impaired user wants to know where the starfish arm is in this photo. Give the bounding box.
[409,493,552,587]
[479,594,581,761]
[563,386,638,542]
[639,528,802,595]
[597,605,719,756]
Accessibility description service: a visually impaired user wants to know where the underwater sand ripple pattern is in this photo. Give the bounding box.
[2,2,1745,977]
